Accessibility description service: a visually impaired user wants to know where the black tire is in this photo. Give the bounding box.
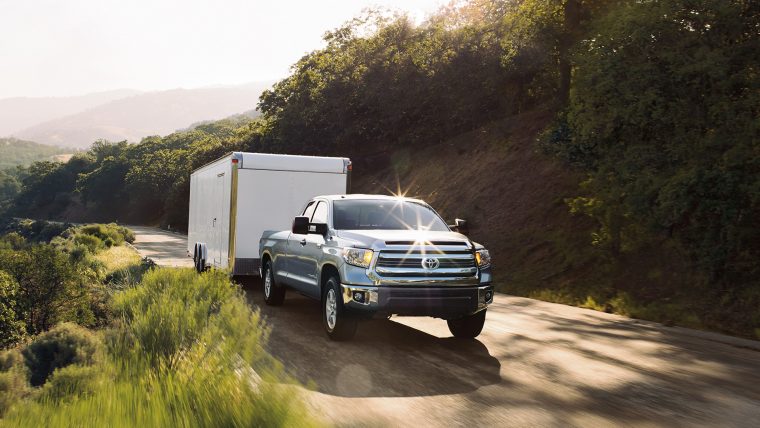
[322,275,357,341]
[447,310,486,338]
[262,260,285,306]
[194,245,202,273]
[194,244,207,273]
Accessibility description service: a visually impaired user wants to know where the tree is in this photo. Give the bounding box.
[0,245,88,335]
[563,0,760,330]
[0,271,26,349]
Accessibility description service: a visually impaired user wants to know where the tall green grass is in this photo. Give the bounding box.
[2,269,315,427]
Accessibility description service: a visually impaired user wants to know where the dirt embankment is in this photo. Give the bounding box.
[350,108,595,293]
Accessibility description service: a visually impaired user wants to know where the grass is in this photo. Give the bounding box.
[92,246,141,276]
[0,268,316,427]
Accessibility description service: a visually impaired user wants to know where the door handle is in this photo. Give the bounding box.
[300,239,307,246]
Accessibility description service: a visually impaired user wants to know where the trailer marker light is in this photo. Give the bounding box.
[232,158,239,164]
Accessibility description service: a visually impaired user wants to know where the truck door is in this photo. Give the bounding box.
[285,201,317,293]
[299,200,328,299]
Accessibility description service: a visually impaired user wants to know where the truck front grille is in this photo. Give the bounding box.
[375,243,478,278]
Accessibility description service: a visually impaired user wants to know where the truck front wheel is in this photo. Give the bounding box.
[322,275,357,341]
[447,310,486,338]
[262,260,285,306]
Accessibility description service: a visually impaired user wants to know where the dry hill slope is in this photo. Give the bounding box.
[15,83,270,148]
[352,109,592,288]
[352,109,696,320]
[0,89,141,136]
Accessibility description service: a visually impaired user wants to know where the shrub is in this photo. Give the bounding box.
[72,234,102,253]
[38,365,103,403]
[4,269,314,427]
[105,257,155,289]
[76,223,134,246]
[0,244,89,334]
[21,323,102,386]
[0,232,26,250]
[112,269,269,371]
[0,349,30,417]
[0,271,26,349]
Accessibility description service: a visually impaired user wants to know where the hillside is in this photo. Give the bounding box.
[352,109,699,327]
[0,138,67,170]
[351,110,590,293]
[0,89,141,137]
[13,83,270,148]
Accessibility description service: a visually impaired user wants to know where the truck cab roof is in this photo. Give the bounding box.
[312,194,428,205]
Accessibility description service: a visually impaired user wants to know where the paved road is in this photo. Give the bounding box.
[130,226,760,427]
[128,225,194,268]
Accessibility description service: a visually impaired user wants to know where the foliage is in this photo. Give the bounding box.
[554,0,760,335]
[3,269,313,427]
[1,219,70,244]
[0,272,26,350]
[36,365,103,404]
[0,245,91,335]
[20,323,101,387]
[0,138,66,171]
[0,349,31,417]
[0,222,138,339]
[111,269,270,371]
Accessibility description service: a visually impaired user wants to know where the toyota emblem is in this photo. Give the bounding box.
[421,257,440,270]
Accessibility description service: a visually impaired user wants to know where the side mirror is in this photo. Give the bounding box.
[450,218,468,235]
[308,222,328,236]
[292,216,309,235]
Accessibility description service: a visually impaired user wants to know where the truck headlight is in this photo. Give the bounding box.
[343,248,374,268]
[475,249,491,268]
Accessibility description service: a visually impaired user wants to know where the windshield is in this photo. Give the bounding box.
[332,199,450,231]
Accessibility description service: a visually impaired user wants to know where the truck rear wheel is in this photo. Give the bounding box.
[322,275,357,341]
[262,260,285,305]
[447,310,486,338]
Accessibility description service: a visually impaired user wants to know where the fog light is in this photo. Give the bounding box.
[485,291,493,301]
[353,291,365,303]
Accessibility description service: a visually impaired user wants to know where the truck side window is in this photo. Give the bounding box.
[302,202,316,219]
[311,201,328,224]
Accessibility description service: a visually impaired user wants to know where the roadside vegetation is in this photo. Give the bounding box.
[0,221,311,426]
[0,0,756,338]
[0,138,66,171]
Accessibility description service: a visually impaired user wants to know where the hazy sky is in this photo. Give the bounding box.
[0,0,445,99]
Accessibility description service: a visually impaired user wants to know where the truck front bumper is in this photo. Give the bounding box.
[341,284,494,319]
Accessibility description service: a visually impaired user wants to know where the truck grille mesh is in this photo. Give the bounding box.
[375,244,477,278]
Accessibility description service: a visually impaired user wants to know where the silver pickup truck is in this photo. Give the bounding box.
[259,194,493,341]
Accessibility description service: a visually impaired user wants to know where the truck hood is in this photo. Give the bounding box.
[334,229,478,250]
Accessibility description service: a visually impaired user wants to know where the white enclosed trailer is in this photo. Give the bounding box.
[187,152,351,275]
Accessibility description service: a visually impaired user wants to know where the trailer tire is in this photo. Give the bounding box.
[262,260,285,305]
[194,244,207,273]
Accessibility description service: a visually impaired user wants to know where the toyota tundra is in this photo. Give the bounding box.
[258,194,493,341]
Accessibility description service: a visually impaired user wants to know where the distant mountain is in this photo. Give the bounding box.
[0,89,142,137]
[11,83,271,149]
[0,137,68,170]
